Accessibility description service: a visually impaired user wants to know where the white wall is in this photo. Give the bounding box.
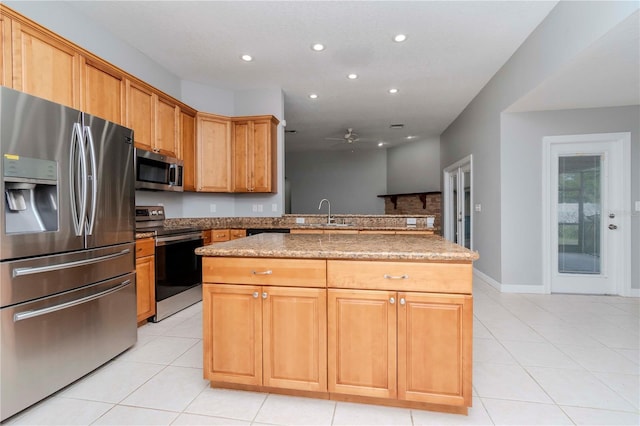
[501,106,640,291]
[286,150,386,214]
[387,137,441,194]
[441,1,639,283]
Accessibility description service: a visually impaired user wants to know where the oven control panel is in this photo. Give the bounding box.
[135,206,166,222]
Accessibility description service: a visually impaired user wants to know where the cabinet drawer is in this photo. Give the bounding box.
[211,229,230,242]
[204,257,326,287]
[327,260,472,294]
[135,238,154,258]
[230,229,246,240]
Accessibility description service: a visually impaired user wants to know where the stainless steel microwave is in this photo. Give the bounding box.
[134,148,184,192]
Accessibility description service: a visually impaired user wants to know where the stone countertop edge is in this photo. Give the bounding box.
[195,233,479,262]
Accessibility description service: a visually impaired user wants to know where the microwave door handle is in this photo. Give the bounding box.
[69,123,87,236]
[169,163,177,186]
[84,125,98,235]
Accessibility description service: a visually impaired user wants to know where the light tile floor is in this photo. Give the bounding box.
[4,278,639,425]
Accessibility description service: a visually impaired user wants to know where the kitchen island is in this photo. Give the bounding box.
[196,233,478,415]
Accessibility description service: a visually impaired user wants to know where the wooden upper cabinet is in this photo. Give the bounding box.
[196,112,232,192]
[10,19,79,108]
[181,108,197,191]
[232,116,278,193]
[1,12,11,87]
[126,79,154,151]
[155,94,180,158]
[80,56,125,125]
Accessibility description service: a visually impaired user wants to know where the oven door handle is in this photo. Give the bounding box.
[156,233,203,246]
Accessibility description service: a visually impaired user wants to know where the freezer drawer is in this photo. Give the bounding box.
[0,273,137,421]
[0,243,134,307]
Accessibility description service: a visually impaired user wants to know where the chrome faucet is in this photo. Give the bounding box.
[318,198,333,224]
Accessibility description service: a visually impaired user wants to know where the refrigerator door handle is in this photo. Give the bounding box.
[83,125,98,235]
[13,280,131,322]
[12,248,131,277]
[69,122,88,236]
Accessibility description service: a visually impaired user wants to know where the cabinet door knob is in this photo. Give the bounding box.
[252,291,259,298]
[400,298,406,305]
[262,292,268,299]
[389,297,395,304]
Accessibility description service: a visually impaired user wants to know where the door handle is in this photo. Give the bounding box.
[608,224,618,230]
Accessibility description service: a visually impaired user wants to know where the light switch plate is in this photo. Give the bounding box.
[406,218,417,225]
[475,204,482,212]
[296,217,305,224]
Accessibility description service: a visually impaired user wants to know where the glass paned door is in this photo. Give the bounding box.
[444,156,472,250]
[557,155,601,274]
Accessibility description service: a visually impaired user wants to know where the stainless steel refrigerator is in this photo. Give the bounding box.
[0,87,137,421]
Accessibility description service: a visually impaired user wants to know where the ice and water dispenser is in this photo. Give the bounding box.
[3,154,58,234]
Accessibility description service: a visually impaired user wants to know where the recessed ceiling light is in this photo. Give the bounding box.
[241,54,253,62]
[347,73,358,80]
[388,88,399,94]
[406,135,417,140]
[311,43,325,51]
[393,34,407,43]
[377,142,385,147]
[309,93,318,99]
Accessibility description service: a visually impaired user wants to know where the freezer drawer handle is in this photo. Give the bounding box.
[12,249,131,278]
[13,280,131,322]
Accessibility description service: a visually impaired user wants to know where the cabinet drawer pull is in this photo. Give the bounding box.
[383,274,409,280]
[252,270,273,275]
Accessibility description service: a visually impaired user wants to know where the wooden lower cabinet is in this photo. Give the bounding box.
[328,289,397,399]
[203,283,327,391]
[202,256,472,414]
[135,238,155,323]
[328,289,472,406]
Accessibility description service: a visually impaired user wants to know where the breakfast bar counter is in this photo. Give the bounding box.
[196,233,478,415]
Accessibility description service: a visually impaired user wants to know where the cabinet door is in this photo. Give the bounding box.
[197,113,231,192]
[155,94,180,158]
[135,254,155,323]
[251,118,276,192]
[397,293,472,407]
[11,19,79,108]
[1,12,11,87]
[81,57,125,124]
[263,287,327,391]
[203,284,262,385]
[181,109,196,191]
[328,289,397,399]
[126,79,154,151]
[232,120,251,192]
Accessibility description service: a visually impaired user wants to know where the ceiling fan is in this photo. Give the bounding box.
[325,128,360,144]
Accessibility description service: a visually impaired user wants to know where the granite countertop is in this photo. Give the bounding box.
[195,233,478,262]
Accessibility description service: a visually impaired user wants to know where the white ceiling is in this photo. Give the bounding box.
[66,1,569,151]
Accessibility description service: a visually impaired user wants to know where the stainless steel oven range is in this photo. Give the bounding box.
[135,206,203,322]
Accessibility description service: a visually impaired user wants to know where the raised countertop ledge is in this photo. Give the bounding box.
[195,233,479,262]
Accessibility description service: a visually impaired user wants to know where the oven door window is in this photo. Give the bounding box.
[154,238,202,301]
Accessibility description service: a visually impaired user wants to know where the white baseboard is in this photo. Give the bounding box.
[473,268,547,294]
[627,288,640,297]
